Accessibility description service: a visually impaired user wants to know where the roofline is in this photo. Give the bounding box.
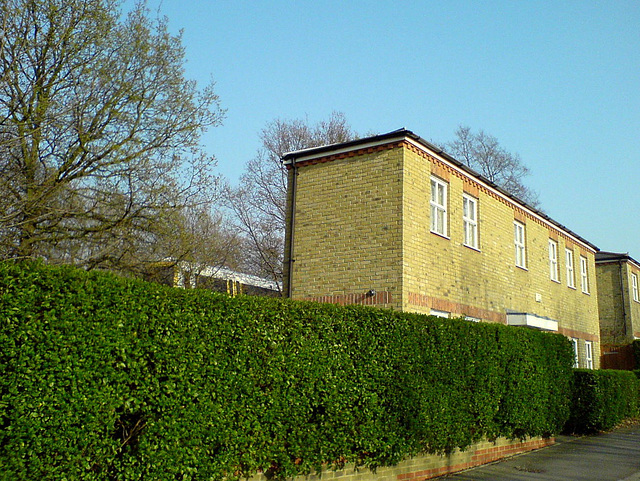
[163,259,282,290]
[282,128,599,253]
[596,251,640,270]
[281,128,413,164]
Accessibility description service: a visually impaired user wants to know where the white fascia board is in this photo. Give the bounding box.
[507,312,559,332]
[404,137,597,254]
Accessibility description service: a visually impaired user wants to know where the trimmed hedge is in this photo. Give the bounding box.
[0,261,574,480]
[564,369,640,433]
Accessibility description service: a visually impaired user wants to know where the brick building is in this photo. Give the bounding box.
[282,129,600,368]
[596,251,640,369]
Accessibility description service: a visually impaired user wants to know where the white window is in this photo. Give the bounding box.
[549,239,559,282]
[463,194,478,249]
[430,309,450,318]
[430,177,448,236]
[580,256,589,294]
[632,273,639,302]
[571,338,579,368]
[566,249,575,289]
[514,221,526,269]
[585,341,593,369]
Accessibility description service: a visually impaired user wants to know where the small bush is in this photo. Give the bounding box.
[564,369,640,433]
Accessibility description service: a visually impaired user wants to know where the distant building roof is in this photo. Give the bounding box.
[160,259,281,291]
[596,251,640,269]
[193,264,281,291]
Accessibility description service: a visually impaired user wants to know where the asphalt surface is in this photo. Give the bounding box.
[441,421,640,481]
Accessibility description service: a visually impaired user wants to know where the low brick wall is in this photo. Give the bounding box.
[248,436,553,481]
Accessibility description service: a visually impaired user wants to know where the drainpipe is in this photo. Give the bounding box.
[285,157,298,298]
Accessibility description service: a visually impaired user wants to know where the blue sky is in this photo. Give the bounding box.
[129,0,640,259]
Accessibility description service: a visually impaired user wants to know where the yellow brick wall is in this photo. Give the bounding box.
[596,262,628,344]
[286,141,600,367]
[401,146,599,367]
[597,261,640,343]
[287,146,404,310]
[629,263,640,338]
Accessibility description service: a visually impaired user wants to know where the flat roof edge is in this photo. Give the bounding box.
[596,251,640,269]
[282,128,413,163]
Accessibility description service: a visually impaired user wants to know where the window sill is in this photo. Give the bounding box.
[568,285,577,290]
[430,230,450,240]
[516,265,528,271]
[551,279,561,284]
[463,244,481,252]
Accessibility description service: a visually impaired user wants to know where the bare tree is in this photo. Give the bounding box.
[226,112,357,289]
[0,0,225,271]
[156,206,242,270]
[446,126,539,207]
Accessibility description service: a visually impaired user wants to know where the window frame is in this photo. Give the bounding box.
[514,221,527,269]
[585,341,593,369]
[566,248,576,289]
[548,239,559,282]
[462,193,479,250]
[632,273,639,303]
[580,256,590,294]
[430,176,448,237]
[571,338,579,368]
[430,309,450,319]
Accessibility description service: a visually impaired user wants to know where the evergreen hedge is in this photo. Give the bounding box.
[565,369,640,433]
[0,261,574,480]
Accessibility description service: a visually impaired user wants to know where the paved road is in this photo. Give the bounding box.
[442,422,640,480]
